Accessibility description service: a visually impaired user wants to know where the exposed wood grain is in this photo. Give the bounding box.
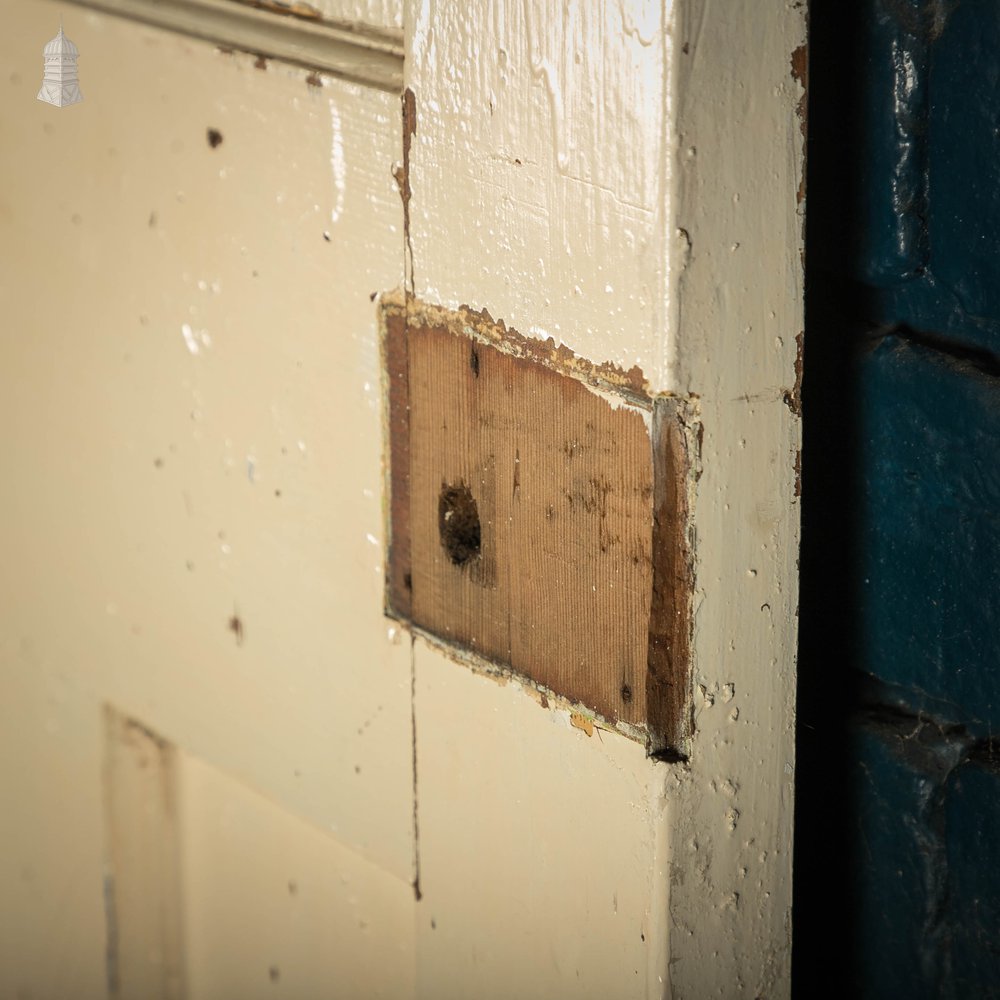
[647,400,694,759]
[384,299,693,751]
[384,308,412,619]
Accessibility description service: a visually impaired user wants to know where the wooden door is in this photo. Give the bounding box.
[0,2,805,997]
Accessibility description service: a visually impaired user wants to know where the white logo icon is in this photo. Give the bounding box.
[37,22,82,107]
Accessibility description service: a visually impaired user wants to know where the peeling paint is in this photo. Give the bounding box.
[790,42,808,206]
[783,331,804,417]
[384,292,650,401]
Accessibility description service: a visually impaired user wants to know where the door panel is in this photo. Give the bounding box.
[0,2,412,993]
[180,749,415,999]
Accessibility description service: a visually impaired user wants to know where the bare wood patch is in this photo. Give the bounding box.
[383,298,693,756]
[384,308,412,619]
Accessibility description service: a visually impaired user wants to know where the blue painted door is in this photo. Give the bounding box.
[798,2,1000,995]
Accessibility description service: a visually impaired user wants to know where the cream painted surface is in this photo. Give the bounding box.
[405,0,674,388]
[414,647,670,998]
[0,1,413,995]
[305,0,402,29]
[0,1,411,871]
[665,4,805,996]
[180,751,415,999]
[102,706,415,999]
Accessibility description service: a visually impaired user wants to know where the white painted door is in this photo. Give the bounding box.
[0,2,805,997]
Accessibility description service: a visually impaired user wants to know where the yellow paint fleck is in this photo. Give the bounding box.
[570,712,594,737]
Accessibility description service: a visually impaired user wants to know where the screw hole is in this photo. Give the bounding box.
[439,482,481,565]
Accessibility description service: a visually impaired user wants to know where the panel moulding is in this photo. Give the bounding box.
[63,0,404,91]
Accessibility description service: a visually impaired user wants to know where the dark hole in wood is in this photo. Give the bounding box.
[621,683,633,703]
[438,482,481,565]
[470,344,480,377]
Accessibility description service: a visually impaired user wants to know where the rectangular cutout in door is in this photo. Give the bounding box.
[382,298,694,758]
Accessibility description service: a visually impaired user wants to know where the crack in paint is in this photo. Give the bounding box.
[410,631,422,901]
[399,88,417,295]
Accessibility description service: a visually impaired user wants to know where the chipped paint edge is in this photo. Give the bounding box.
[408,620,650,746]
[381,291,654,406]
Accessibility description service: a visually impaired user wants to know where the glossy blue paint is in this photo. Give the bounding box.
[860,336,1000,732]
[852,0,1000,353]
[853,0,931,288]
[944,765,1000,991]
[850,714,1000,997]
[851,728,936,998]
[797,0,1000,995]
